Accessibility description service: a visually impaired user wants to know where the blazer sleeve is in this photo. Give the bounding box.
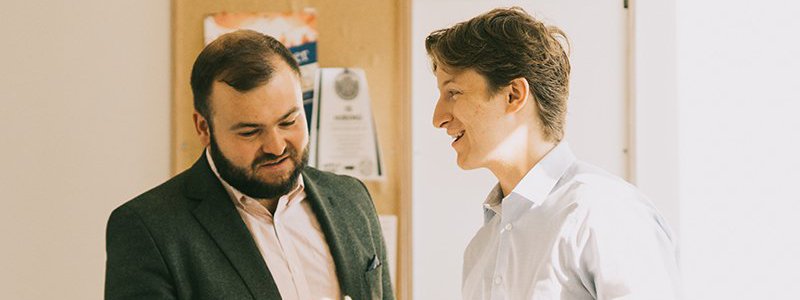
[356,179,396,300]
[105,205,177,300]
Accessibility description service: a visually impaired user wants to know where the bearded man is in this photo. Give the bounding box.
[105,30,393,300]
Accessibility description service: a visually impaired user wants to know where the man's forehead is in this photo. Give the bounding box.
[436,67,483,87]
[436,67,460,85]
[209,81,300,120]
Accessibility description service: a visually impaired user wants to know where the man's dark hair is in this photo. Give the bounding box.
[190,30,301,126]
[425,7,571,142]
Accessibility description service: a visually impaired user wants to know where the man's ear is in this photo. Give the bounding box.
[193,111,211,147]
[506,77,530,114]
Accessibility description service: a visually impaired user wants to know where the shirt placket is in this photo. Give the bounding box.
[273,197,313,299]
[491,216,512,300]
[243,199,305,299]
[267,196,311,300]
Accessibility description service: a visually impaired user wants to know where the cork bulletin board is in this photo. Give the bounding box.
[171,0,412,298]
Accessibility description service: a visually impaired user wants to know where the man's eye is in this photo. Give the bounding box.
[239,130,260,137]
[448,90,461,98]
[280,120,297,127]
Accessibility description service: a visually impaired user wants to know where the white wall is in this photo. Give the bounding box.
[675,1,800,299]
[632,0,680,236]
[637,0,800,299]
[0,1,170,299]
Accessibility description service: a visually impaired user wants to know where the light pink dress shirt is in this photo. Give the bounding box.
[206,150,341,300]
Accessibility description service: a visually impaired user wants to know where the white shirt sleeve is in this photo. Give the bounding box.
[569,192,682,300]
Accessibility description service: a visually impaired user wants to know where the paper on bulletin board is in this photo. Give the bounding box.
[203,10,319,132]
[310,68,384,181]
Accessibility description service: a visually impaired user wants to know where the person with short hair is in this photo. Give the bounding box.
[105,30,393,300]
[426,7,681,299]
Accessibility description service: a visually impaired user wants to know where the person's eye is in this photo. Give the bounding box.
[279,119,297,127]
[238,129,260,137]
[448,90,461,99]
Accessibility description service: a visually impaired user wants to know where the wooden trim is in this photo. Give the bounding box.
[625,0,638,183]
[170,0,178,175]
[396,1,413,299]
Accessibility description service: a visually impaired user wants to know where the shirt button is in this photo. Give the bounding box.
[494,276,503,285]
[504,223,513,231]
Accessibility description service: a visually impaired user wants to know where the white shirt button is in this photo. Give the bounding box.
[504,223,513,231]
[494,276,503,285]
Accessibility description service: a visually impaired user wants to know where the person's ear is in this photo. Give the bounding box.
[506,77,530,114]
[193,111,211,147]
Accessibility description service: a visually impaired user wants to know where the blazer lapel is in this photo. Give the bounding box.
[302,169,371,299]
[184,156,281,300]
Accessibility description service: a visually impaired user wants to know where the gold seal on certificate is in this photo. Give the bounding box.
[309,68,384,181]
[334,70,359,100]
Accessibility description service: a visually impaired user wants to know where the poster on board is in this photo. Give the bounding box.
[310,68,384,181]
[204,9,318,132]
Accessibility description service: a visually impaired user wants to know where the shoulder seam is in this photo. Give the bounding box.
[119,205,176,284]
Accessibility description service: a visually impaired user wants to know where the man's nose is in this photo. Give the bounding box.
[432,98,451,129]
[260,130,287,156]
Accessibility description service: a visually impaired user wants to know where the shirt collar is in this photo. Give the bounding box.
[511,141,576,204]
[482,142,576,223]
[482,184,504,223]
[205,148,305,208]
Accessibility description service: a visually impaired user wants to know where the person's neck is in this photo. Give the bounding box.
[490,138,556,197]
[261,198,280,215]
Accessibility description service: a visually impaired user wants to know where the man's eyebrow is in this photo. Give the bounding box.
[229,122,263,131]
[228,107,300,131]
[278,107,300,121]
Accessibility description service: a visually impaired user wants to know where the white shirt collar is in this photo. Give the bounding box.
[511,141,576,203]
[483,142,576,223]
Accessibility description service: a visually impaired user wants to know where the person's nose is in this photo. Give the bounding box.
[260,128,287,156]
[432,96,452,129]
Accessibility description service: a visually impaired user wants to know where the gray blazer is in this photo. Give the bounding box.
[105,155,393,299]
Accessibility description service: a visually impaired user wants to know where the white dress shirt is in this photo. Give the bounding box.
[462,142,681,300]
[206,149,341,300]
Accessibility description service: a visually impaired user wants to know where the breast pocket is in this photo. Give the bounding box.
[363,254,383,299]
[364,266,383,299]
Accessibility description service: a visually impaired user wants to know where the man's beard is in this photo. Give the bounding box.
[209,135,308,200]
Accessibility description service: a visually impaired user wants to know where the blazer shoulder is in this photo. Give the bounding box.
[303,167,374,208]
[303,166,366,190]
[113,170,192,220]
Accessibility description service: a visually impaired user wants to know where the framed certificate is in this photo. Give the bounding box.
[310,68,384,181]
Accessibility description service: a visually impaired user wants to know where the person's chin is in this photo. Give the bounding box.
[253,172,290,187]
[257,161,295,179]
[456,156,476,170]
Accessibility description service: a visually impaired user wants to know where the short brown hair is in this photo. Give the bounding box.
[190,30,301,126]
[425,7,571,141]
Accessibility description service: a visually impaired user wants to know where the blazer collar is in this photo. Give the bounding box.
[183,155,369,299]
[301,168,371,299]
[184,155,281,300]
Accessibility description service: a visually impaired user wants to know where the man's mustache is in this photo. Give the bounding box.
[251,147,296,168]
